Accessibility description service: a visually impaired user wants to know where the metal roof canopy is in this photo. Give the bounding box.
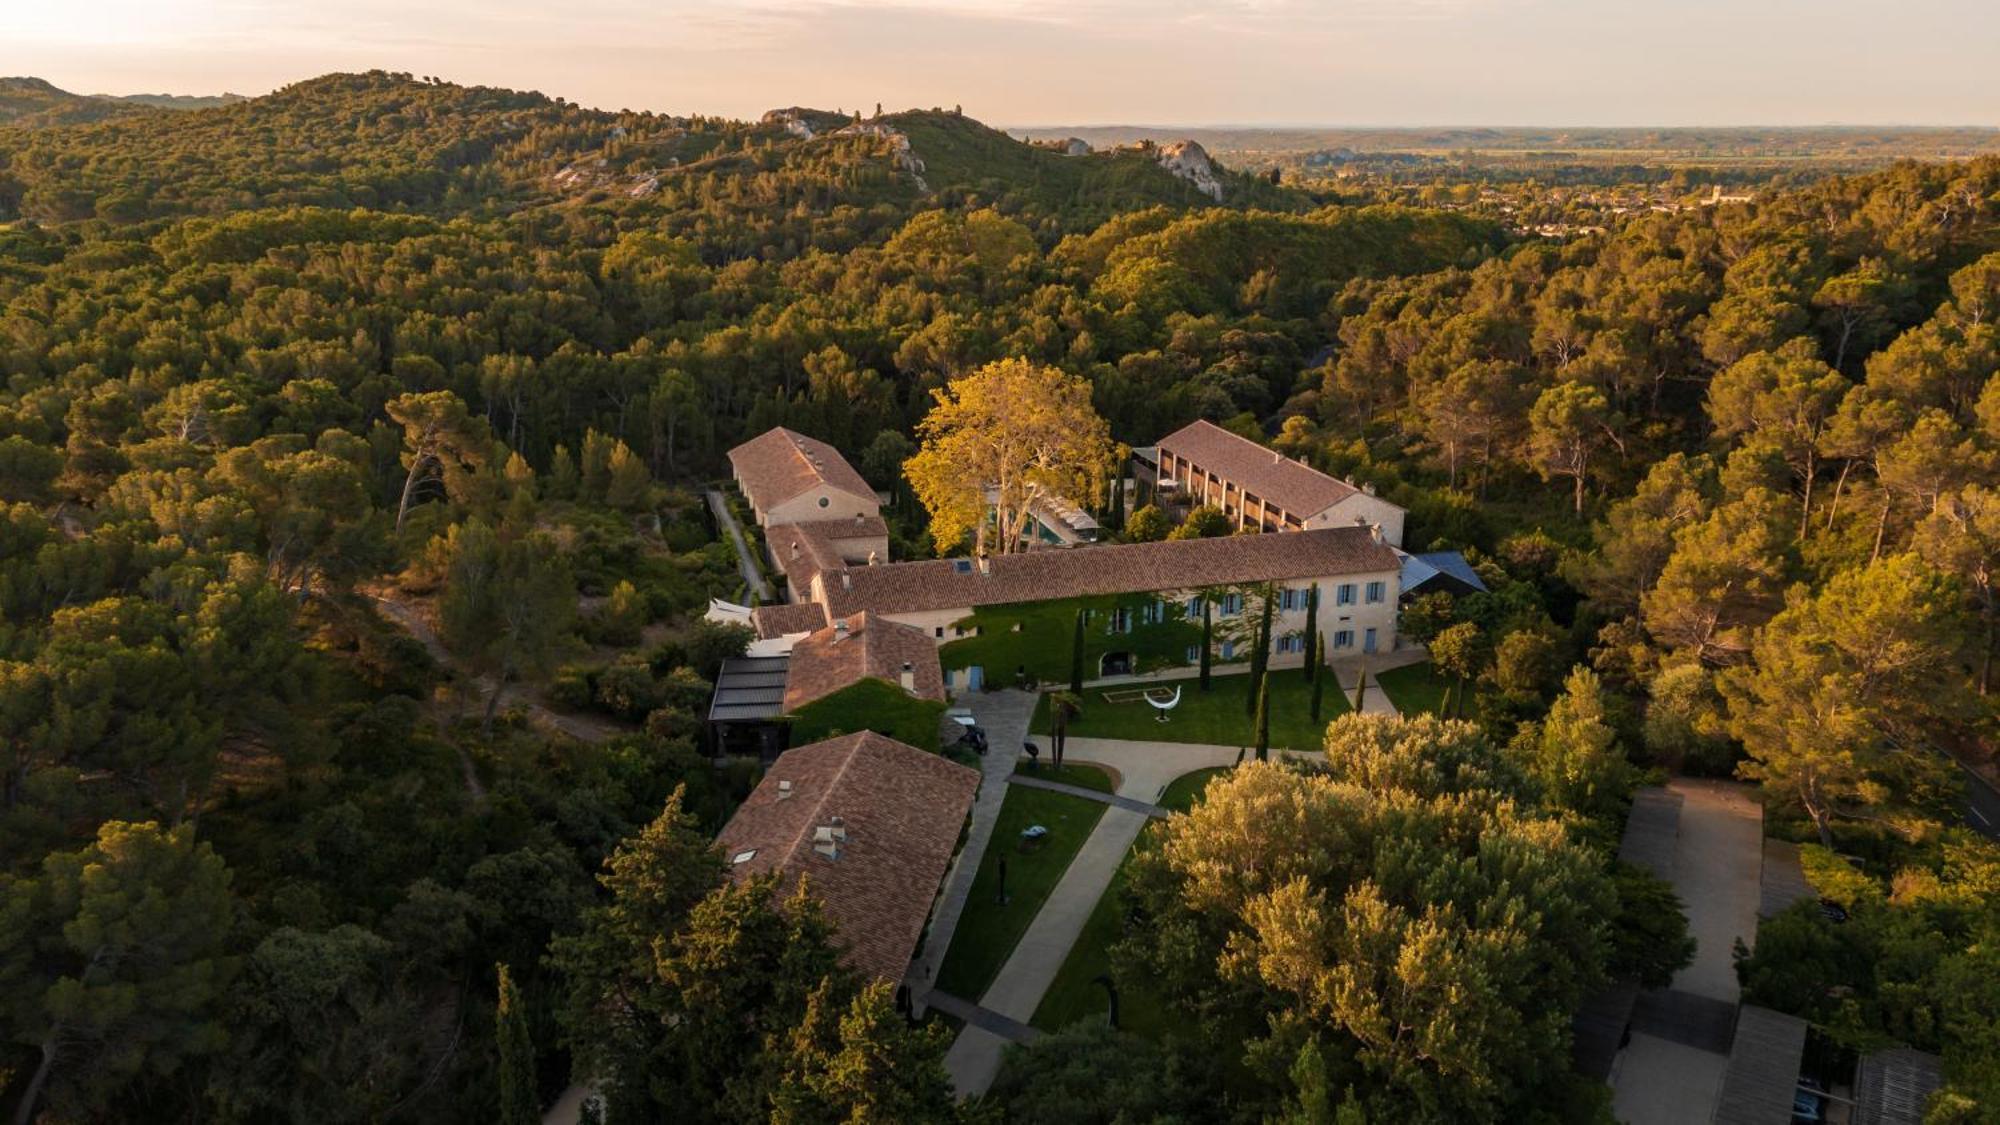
[1853,1047,1943,1125]
[708,655,791,722]
[1712,1005,1808,1125]
[1619,788,1684,880]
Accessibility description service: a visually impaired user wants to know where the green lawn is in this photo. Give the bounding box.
[1030,856,1169,1036]
[1156,766,1229,813]
[1375,663,1454,716]
[1031,670,1347,750]
[933,764,1111,1000]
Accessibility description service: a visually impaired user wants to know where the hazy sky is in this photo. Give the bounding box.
[8,0,1997,127]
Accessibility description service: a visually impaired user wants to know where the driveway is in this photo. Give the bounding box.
[1610,779,1764,1124]
[911,690,1035,1002]
[704,488,774,604]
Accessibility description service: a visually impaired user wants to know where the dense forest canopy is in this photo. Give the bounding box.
[0,68,1998,1123]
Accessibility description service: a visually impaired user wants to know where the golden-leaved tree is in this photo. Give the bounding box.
[904,358,1113,556]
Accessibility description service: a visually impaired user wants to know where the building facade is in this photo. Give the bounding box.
[1155,419,1406,546]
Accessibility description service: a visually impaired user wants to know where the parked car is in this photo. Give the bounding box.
[1791,1079,1827,1124]
[1818,899,1849,924]
[959,725,988,754]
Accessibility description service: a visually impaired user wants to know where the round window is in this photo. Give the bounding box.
[818,496,830,508]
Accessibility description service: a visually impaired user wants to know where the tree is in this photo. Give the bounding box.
[1309,631,1326,721]
[1416,359,1527,493]
[1915,484,2000,692]
[550,789,725,1114]
[1124,504,1170,543]
[1171,504,1233,540]
[1725,554,1973,845]
[1247,586,1275,715]
[1640,487,1791,666]
[988,1024,1211,1124]
[1527,380,1623,514]
[1048,691,1081,770]
[437,521,578,732]
[1606,864,1697,990]
[496,963,537,1125]
[768,980,958,1123]
[1301,584,1320,682]
[1706,342,1847,537]
[1,821,237,1125]
[1512,666,1632,823]
[1069,609,1086,694]
[905,359,1113,556]
[1429,621,1486,718]
[1253,672,1271,761]
[385,391,489,530]
[1118,761,1613,1121]
[1199,596,1214,691]
[1566,453,1715,616]
[603,439,652,511]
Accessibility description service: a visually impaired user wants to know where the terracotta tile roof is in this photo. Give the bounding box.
[750,601,830,638]
[819,525,1397,616]
[727,427,877,514]
[1159,419,1359,516]
[768,515,890,590]
[783,612,946,712]
[714,732,979,982]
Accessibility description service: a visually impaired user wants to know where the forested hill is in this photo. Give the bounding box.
[0,70,1299,231]
[0,76,239,130]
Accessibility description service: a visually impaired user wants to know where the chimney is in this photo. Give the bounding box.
[854,511,864,525]
[976,555,991,577]
[834,617,850,640]
[1369,522,1383,545]
[840,571,852,591]
[791,540,800,560]
[867,550,879,566]
[777,779,794,800]
[900,661,916,693]
[812,817,847,860]
[1273,451,1282,463]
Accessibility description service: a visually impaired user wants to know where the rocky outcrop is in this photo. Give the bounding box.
[834,121,929,191]
[1155,140,1225,202]
[761,108,816,139]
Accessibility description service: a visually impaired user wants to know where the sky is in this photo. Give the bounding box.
[6,0,1998,127]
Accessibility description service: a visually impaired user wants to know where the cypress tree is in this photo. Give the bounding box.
[1354,666,1370,713]
[1248,590,1274,715]
[496,963,537,1125]
[1310,636,1326,721]
[1107,474,1125,531]
[1302,584,1320,683]
[1199,597,1213,691]
[1070,608,1086,694]
[1253,671,1271,761]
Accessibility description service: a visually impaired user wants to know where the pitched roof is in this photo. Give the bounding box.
[1712,1005,1808,1125]
[751,601,831,638]
[819,525,1398,617]
[769,515,891,589]
[1158,419,1360,516]
[783,612,946,712]
[714,732,980,982]
[727,427,876,513]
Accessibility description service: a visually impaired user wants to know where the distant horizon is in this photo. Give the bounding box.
[16,73,2000,135]
[8,0,1996,129]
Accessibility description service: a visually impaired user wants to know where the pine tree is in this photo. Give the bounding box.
[496,963,537,1125]
[1070,609,1086,694]
[1253,671,1271,761]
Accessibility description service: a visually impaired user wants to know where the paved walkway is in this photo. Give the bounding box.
[924,989,1043,1044]
[910,690,1035,1003]
[704,488,774,604]
[1333,649,1427,717]
[1007,773,1169,818]
[943,803,1151,1095]
[1611,779,1765,1125]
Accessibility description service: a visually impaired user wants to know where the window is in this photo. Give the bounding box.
[1277,635,1300,654]
[1337,584,1356,606]
[1277,589,1295,612]
[1185,644,1200,663]
[1365,581,1386,604]
[1334,629,1355,649]
[934,627,945,638]
[817,496,829,508]
[1186,595,1202,616]
[1221,639,1236,660]
[1223,593,1243,615]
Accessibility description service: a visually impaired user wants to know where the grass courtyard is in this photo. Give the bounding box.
[1375,662,1455,716]
[932,762,1112,1000]
[1030,669,1348,751]
[1032,764,1231,1034]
